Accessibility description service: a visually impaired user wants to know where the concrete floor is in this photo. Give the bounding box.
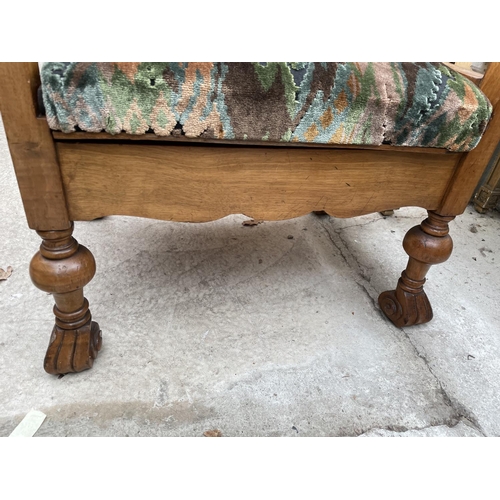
[1,117,499,437]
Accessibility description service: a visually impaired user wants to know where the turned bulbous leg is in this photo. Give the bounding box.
[379,211,455,327]
[29,223,102,375]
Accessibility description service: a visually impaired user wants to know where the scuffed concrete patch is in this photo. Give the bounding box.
[359,420,482,437]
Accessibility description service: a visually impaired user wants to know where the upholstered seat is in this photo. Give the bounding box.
[41,62,492,152]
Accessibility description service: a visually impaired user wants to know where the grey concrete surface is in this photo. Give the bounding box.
[359,421,483,437]
[1,115,499,437]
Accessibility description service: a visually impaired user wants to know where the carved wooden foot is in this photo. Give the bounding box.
[379,211,455,327]
[29,223,102,375]
[44,317,102,374]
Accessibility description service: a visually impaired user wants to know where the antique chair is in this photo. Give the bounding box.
[1,62,498,375]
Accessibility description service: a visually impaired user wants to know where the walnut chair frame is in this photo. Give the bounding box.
[1,62,499,375]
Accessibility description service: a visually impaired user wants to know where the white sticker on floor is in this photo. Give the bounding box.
[9,410,46,437]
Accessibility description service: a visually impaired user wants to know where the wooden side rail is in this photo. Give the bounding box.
[54,142,459,222]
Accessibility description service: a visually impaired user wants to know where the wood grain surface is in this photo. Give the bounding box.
[0,63,70,230]
[56,142,460,222]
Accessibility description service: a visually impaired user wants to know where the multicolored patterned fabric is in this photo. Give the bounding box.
[41,62,492,151]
